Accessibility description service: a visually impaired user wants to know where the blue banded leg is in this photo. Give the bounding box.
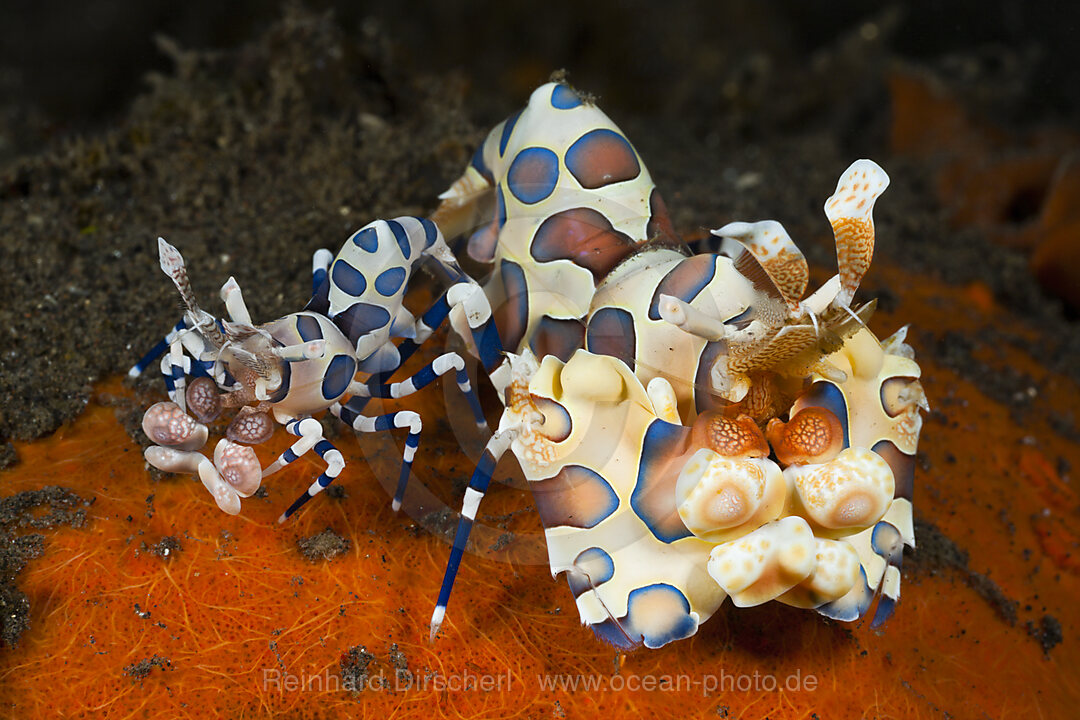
[408,293,451,348]
[351,352,486,429]
[158,351,189,404]
[128,318,189,378]
[430,427,517,641]
[347,279,504,415]
[131,314,220,406]
[365,283,500,417]
[445,279,503,373]
[159,327,223,409]
[166,335,189,410]
[349,289,460,416]
[403,279,503,376]
[332,400,421,512]
[265,417,346,523]
[311,248,332,295]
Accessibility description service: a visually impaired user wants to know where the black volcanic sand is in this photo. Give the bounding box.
[0,2,1077,650]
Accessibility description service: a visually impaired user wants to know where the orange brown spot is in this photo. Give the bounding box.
[530,207,635,280]
[766,406,844,466]
[692,412,769,458]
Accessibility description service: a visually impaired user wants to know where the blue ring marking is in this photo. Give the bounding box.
[624,584,698,649]
[532,465,619,530]
[331,259,367,296]
[387,219,412,260]
[528,316,585,364]
[872,439,915,501]
[374,414,395,432]
[816,566,873,622]
[295,314,323,342]
[871,594,897,629]
[476,320,504,373]
[283,448,299,463]
[586,306,637,371]
[647,254,718,321]
[551,84,582,109]
[267,360,292,403]
[419,217,439,248]
[321,354,356,401]
[314,440,334,456]
[351,226,379,252]
[631,419,693,543]
[694,340,727,415]
[311,267,328,296]
[496,183,507,228]
[870,521,904,564]
[564,128,641,189]
[332,302,391,345]
[337,404,359,426]
[498,109,523,157]
[506,147,559,205]
[496,259,529,351]
[469,142,493,182]
[374,267,407,296]
[566,547,615,597]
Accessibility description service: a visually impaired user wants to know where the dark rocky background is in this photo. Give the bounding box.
[0,0,1078,455]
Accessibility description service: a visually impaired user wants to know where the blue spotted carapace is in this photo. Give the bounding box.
[428,82,927,648]
[131,216,501,519]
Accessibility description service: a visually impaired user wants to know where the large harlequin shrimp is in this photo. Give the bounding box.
[425,80,927,643]
[431,79,681,388]
[129,216,500,519]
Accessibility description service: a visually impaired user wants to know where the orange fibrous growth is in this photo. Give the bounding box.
[0,259,1079,718]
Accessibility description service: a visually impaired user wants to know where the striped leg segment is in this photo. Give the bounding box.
[311,248,332,295]
[159,348,190,407]
[332,399,422,512]
[430,428,517,641]
[445,278,502,372]
[351,352,486,429]
[349,291,457,418]
[349,284,503,419]
[166,335,189,411]
[394,277,503,379]
[132,316,225,409]
[128,318,189,378]
[268,417,346,523]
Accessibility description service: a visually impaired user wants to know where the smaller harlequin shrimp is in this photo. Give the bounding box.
[130,217,502,519]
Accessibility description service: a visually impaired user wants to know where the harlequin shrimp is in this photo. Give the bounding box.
[426,81,926,646]
[435,334,922,648]
[129,216,501,519]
